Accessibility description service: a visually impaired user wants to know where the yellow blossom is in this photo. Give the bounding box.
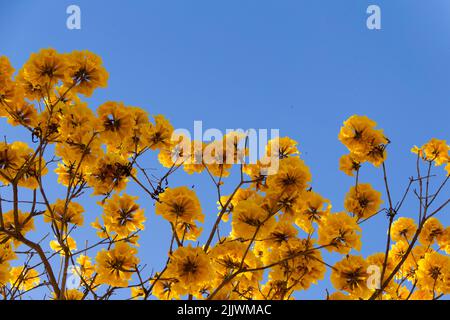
[9,267,40,291]
[344,183,382,220]
[165,245,214,296]
[96,242,139,287]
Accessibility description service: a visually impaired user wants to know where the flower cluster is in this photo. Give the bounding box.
[0,49,448,300]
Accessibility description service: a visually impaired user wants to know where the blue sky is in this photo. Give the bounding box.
[0,0,449,299]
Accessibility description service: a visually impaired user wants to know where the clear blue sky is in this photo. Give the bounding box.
[0,0,449,299]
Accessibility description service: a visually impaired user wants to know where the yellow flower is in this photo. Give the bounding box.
[157,134,191,169]
[389,242,431,282]
[15,68,41,101]
[129,106,150,129]
[20,48,67,88]
[0,244,16,287]
[50,236,77,256]
[98,101,134,146]
[389,240,409,264]
[384,285,410,300]
[267,238,326,291]
[151,277,180,300]
[183,141,206,175]
[266,157,311,194]
[174,222,203,241]
[54,160,87,187]
[391,217,417,242]
[339,153,362,176]
[255,280,294,300]
[5,101,38,128]
[91,217,109,239]
[242,156,273,190]
[52,84,77,105]
[9,267,40,291]
[203,139,233,178]
[0,262,11,287]
[0,56,14,85]
[437,227,450,254]
[202,131,246,176]
[318,212,361,254]
[400,245,429,279]
[102,193,146,237]
[367,252,395,283]
[344,183,382,220]
[410,289,433,300]
[331,255,370,298]
[265,221,299,249]
[51,289,85,300]
[338,115,388,166]
[64,289,84,300]
[0,142,20,184]
[76,255,95,279]
[266,137,300,159]
[44,199,84,227]
[107,106,151,156]
[96,242,139,287]
[87,153,133,196]
[131,286,146,300]
[56,133,103,169]
[155,186,203,225]
[0,210,35,246]
[55,132,103,171]
[339,115,387,151]
[0,80,21,116]
[218,188,260,222]
[421,138,449,166]
[35,109,61,142]
[419,217,444,246]
[411,145,422,156]
[416,252,450,295]
[328,291,353,300]
[58,101,100,139]
[0,243,17,263]
[165,245,214,296]
[295,191,331,233]
[64,50,109,97]
[365,144,388,167]
[210,240,263,293]
[143,115,174,150]
[263,190,301,221]
[231,199,276,240]
[0,141,47,189]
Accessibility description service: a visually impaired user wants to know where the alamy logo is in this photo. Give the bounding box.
[366,265,381,290]
[66,265,81,289]
[367,5,381,30]
[171,121,280,175]
[66,5,81,30]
